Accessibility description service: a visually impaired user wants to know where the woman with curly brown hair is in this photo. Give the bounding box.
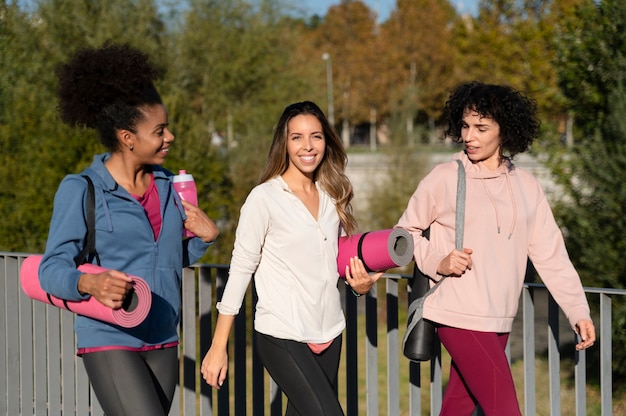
[396,81,595,415]
[39,43,219,415]
[201,101,381,415]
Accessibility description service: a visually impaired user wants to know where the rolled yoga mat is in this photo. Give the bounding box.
[20,255,152,328]
[337,228,414,278]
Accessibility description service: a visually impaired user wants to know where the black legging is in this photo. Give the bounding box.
[82,347,178,416]
[255,331,344,416]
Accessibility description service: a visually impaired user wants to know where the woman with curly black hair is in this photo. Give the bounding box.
[396,81,595,415]
[39,43,219,415]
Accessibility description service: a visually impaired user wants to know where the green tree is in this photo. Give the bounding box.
[165,0,316,262]
[551,82,626,381]
[0,0,168,252]
[0,2,73,252]
[548,0,626,381]
[555,0,626,137]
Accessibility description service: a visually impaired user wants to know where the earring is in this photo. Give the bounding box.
[129,145,134,151]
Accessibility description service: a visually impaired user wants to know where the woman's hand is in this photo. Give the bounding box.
[77,271,134,309]
[201,314,235,389]
[437,248,473,277]
[201,346,229,389]
[344,256,383,295]
[181,200,219,243]
[575,319,596,350]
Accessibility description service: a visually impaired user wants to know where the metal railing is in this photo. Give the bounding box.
[1,252,622,415]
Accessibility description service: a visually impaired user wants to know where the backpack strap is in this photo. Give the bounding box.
[75,175,100,266]
[402,159,466,348]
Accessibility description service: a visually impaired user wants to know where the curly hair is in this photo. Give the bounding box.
[56,42,162,151]
[442,81,540,159]
[259,101,357,235]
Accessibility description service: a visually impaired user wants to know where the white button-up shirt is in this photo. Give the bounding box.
[217,176,345,343]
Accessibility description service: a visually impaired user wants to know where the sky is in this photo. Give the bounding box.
[299,0,480,21]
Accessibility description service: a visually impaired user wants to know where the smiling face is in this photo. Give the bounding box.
[461,108,502,170]
[284,114,325,179]
[125,103,174,165]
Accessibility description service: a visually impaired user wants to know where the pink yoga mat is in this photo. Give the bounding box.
[337,228,414,278]
[20,255,152,328]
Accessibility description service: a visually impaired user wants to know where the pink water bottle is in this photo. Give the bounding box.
[173,170,198,238]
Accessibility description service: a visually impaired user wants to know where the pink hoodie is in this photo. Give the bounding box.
[396,151,591,332]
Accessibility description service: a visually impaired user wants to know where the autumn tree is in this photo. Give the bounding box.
[452,0,567,126]
[380,0,457,145]
[310,0,380,145]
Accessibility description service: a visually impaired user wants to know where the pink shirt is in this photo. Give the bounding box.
[396,151,591,333]
[133,174,161,241]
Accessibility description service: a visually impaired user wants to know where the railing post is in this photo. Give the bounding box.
[600,294,612,416]
[574,331,587,416]
[386,279,400,416]
[548,293,561,415]
[198,266,214,416]
[365,283,379,414]
[215,267,230,416]
[430,339,443,414]
[18,258,34,415]
[522,286,536,416]
[233,294,247,416]
[4,255,21,416]
[2,254,625,416]
[408,361,423,414]
[0,255,6,416]
[344,287,359,415]
[405,276,423,416]
[251,287,267,415]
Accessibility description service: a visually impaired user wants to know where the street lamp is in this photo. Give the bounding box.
[322,52,334,125]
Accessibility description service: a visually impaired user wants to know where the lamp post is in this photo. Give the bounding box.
[322,52,334,125]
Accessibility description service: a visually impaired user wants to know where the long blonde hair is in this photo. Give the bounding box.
[259,101,357,235]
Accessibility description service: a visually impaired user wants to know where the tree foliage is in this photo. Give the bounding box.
[162,0,318,262]
[550,82,626,381]
[555,0,626,137]
[0,0,168,252]
[381,0,457,120]
[2,0,625,288]
[548,0,626,286]
[310,1,380,126]
[547,0,626,380]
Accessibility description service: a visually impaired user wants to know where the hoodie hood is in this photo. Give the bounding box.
[452,151,517,239]
[451,150,515,179]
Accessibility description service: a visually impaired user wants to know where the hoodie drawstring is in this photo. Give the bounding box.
[480,169,517,239]
[505,170,517,239]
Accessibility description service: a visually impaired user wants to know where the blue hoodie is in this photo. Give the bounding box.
[39,153,212,349]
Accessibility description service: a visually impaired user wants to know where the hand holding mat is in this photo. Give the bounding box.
[337,228,414,278]
[20,255,152,328]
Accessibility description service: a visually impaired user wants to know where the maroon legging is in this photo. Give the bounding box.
[437,327,522,416]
